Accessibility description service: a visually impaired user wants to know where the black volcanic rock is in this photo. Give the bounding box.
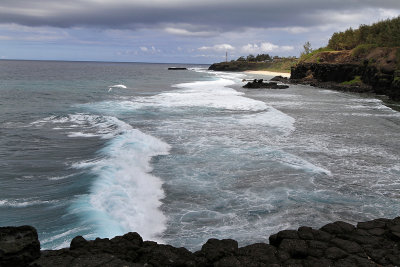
[290,62,400,100]
[243,79,289,89]
[2,217,400,266]
[270,75,289,83]
[0,225,40,267]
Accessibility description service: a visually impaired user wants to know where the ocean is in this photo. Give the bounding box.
[0,60,399,251]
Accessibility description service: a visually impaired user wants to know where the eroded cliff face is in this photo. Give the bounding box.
[290,47,400,100]
[1,217,400,266]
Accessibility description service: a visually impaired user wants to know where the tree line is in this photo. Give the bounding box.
[235,54,272,62]
[327,16,400,50]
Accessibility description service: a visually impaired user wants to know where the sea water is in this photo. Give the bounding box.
[0,60,399,251]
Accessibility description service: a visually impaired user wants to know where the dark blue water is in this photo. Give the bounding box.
[1,60,399,251]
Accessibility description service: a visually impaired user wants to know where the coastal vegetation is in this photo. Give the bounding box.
[209,54,297,72]
[327,16,400,50]
[291,16,400,100]
[209,16,400,100]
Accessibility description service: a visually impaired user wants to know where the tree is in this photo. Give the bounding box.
[246,54,256,61]
[255,53,271,62]
[302,41,312,55]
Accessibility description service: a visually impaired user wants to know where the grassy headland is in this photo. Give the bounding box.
[291,16,400,100]
[208,16,400,100]
[208,55,297,73]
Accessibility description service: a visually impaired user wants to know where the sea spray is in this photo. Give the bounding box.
[72,128,170,241]
[34,113,171,242]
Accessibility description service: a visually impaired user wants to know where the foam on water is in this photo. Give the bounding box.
[237,107,295,134]
[71,127,170,241]
[138,78,268,111]
[41,227,90,249]
[32,114,132,139]
[0,198,58,208]
[109,84,127,88]
[34,113,171,242]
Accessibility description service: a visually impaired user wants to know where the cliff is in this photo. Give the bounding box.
[1,217,400,266]
[290,47,400,100]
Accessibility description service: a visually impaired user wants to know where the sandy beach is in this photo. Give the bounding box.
[245,70,290,78]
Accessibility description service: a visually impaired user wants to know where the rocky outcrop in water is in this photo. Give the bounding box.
[1,217,400,266]
[243,79,289,89]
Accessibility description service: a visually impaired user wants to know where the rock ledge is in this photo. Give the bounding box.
[1,217,400,266]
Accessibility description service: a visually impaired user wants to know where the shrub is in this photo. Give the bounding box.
[352,44,378,58]
[299,47,334,62]
[341,76,362,85]
[328,16,400,50]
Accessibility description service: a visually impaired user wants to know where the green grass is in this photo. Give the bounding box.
[299,47,334,62]
[341,76,362,85]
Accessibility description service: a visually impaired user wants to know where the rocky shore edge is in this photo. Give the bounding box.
[1,217,399,266]
[289,62,400,101]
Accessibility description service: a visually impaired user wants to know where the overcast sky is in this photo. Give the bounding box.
[0,0,399,63]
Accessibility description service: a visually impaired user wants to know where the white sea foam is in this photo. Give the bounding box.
[0,199,58,207]
[32,114,132,139]
[32,113,171,241]
[41,227,91,250]
[109,84,127,88]
[67,132,99,138]
[237,107,295,134]
[61,114,171,241]
[137,78,267,111]
[48,174,75,181]
[271,150,332,176]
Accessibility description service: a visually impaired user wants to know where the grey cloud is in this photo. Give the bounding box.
[0,0,399,30]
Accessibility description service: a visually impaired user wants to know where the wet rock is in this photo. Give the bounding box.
[279,239,308,258]
[243,80,289,89]
[238,243,278,264]
[357,219,388,230]
[168,67,187,70]
[70,236,87,250]
[214,256,241,267]
[197,238,238,263]
[324,247,348,260]
[320,221,355,235]
[138,244,196,266]
[290,63,400,100]
[306,240,328,258]
[0,225,40,267]
[298,227,314,240]
[270,76,289,83]
[330,238,362,254]
[4,217,400,266]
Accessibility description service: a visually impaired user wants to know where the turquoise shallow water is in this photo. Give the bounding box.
[0,60,399,251]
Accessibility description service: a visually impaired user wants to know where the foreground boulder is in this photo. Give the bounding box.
[1,217,400,266]
[0,226,40,266]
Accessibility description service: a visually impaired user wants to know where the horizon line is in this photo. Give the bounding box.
[0,58,211,65]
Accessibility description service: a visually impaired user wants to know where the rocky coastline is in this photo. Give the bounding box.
[1,217,400,266]
[290,62,400,101]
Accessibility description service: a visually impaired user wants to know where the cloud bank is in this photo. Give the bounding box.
[1,0,399,31]
[0,0,399,62]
